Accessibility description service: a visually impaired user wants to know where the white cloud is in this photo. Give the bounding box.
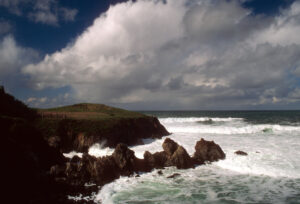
[22,0,300,109]
[0,35,39,77]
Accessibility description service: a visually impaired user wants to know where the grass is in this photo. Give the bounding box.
[38,103,146,120]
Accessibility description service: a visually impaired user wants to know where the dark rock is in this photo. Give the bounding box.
[112,143,136,175]
[143,151,168,169]
[49,139,225,202]
[70,155,81,163]
[44,116,170,153]
[193,138,225,164]
[93,156,120,185]
[162,138,193,169]
[48,136,61,148]
[235,150,248,156]
[162,138,179,156]
[168,145,193,169]
[167,173,180,179]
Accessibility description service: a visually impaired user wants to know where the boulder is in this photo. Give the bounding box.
[143,151,168,169]
[168,145,193,169]
[162,138,179,156]
[112,143,136,175]
[167,173,180,179]
[235,150,248,156]
[162,138,193,169]
[193,138,225,164]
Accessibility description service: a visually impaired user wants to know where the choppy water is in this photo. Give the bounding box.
[74,111,300,203]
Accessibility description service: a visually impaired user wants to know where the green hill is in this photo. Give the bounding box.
[39,103,145,120]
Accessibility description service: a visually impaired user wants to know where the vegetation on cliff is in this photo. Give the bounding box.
[37,104,170,152]
[39,103,145,119]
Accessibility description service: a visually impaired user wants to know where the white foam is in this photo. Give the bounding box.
[63,151,83,158]
[88,143,114,157]
[159,117,243,123]
[94,116,300,203]
[167,124,300,134]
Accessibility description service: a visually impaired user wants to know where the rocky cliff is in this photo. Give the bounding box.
[36,104,170,152]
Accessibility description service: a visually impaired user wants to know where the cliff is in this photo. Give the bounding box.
[36,103,170,152]
[0,87,66,203]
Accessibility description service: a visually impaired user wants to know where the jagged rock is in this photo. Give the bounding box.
[157,170,163,175]
[112,143,136,175]
[144,138,193,169]
[143,151,168,169]
[70,155,81,163]
[168,145,193,169]
[162,138,179,156]
[235,150,248,156]
[161,138,193,169]
[167,173,180,179]
[50,138,225,201]
[93,156,120,185]
[48,136,61,148]
[193,138,225,164]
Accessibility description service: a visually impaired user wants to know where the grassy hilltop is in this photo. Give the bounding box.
[38,103,145,120]
[36,103,169,152]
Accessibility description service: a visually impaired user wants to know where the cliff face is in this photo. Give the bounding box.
[38,116,170,152]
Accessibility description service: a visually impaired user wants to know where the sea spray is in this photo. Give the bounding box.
[95,111,300,204]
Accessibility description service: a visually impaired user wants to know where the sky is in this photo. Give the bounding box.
[1,0,300,110]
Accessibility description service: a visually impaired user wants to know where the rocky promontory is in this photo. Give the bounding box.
[36,103,170,152]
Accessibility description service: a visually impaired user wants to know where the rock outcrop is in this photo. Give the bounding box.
[193,138,226,164]
[38,116,170,152]
[51,137,226,197]
[235,150,248,156]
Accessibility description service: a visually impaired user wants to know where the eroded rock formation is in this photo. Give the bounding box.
[50,137,226,197]
[193,138,226,164]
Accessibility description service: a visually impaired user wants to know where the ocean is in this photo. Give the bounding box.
[80,111,300,203]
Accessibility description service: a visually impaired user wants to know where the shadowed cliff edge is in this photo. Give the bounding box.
[36,103,170,152]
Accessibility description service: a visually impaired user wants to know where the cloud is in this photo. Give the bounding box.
[0,0,77,25]
[0,35,39,77]
[0,35,39,91]
[25,93,72,108]
[23,0,300,109]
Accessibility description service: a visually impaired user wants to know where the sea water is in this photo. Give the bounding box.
[85,111,300,203]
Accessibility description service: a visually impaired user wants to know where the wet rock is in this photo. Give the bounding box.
[167,173,180,179]
[168,145,193,169]
[143,151,168,169]
[50,138,225,201]
[70,155,81,163]
[112,143,136,175]
[235,150,248,156]
[162,138,179,156]
[193,138,225,164]
[48,136,61,148]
